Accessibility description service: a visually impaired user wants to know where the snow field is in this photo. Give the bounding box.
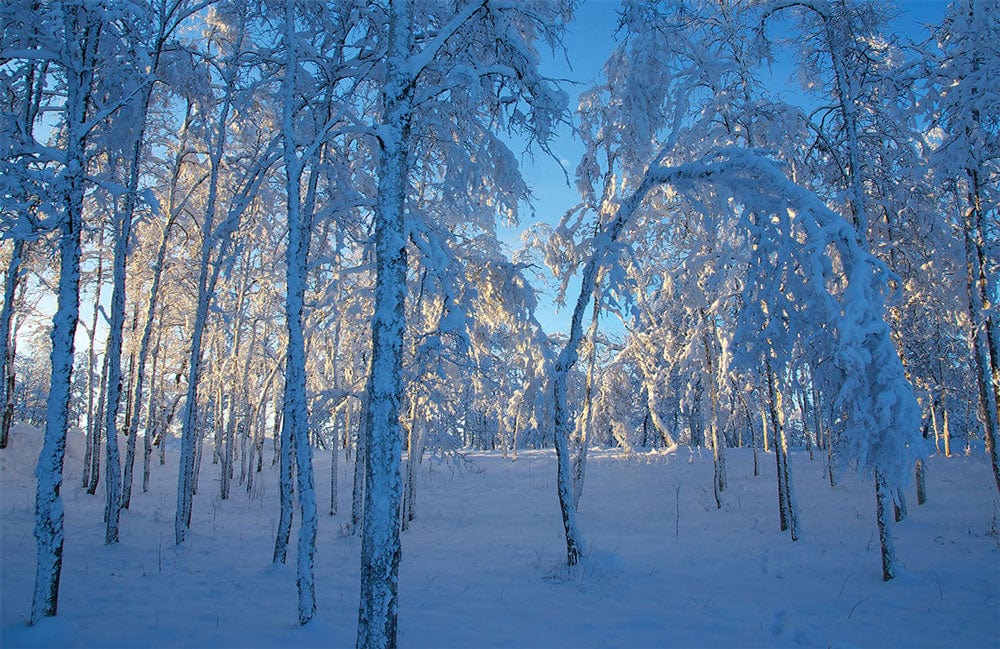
[2,424,998,647]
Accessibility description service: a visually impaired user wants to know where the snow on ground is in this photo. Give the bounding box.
[2,422,998,648]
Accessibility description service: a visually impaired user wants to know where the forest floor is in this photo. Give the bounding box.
[2,423,998,648]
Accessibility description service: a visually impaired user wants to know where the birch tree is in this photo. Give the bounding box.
[19,0,99,622]
[358,2,570,645]
[922,0,1000,495]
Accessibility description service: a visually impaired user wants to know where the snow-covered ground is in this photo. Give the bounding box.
[2,423,998,648]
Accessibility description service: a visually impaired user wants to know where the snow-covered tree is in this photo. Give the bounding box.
[920,0,1000,496]
[357,1,570,645]
[17,0,100,622]
[546,0,922,578]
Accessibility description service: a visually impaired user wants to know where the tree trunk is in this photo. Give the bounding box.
[279,4,318,620]
[272,407,294,564]
[330,407,342,517]
[175,89,234,545]
[0,237,24,449]
[32,179,83,622]
[102,187,139,544]
[82,229,105,489]
[963,185,1000,496]
[220,397,235,500]
[893,487,908,522]
[87,355,109,495]
[766,360,798,540]
[915,459,927,505]
[930,395,941,454]
[874,470,897,581]
[357,14,412,643]
[351,394,366,532]
[943,404,952,458]
[120,346,138,509]
[571,294,600,510]
[401,396,418,530]
[761,408,770,454]
[702,319,726,507]
[142,329,162,494]
[32,4,90,618]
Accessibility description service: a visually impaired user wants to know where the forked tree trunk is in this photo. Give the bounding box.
[102,196,138,544]
[702,320,726,507]
[278,4,318,621]
[766,360,798,540]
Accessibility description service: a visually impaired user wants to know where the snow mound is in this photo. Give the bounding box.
[0,423,88,488]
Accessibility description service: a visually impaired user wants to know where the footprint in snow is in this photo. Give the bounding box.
[769,610,786,636]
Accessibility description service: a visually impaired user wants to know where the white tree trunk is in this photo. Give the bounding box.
[102,192,135,544]
[280,0,317,621]
[571,295,600,510]
[32,2,90,619]
[82,229,105,490]
[357,4,414,645]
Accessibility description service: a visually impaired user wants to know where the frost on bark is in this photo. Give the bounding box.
[279,0,317,621]
[32,1,92,620]
[32,192,83,622]
[357,9,411,640]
